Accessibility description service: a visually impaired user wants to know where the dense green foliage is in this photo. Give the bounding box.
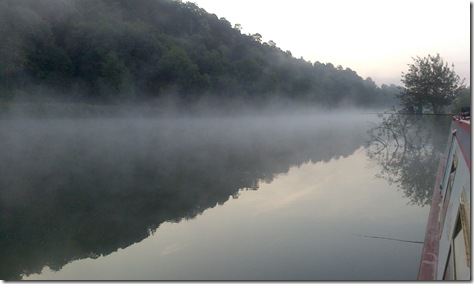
[397,54,465,114]
[451,85,471,114]
[0,0,399,107]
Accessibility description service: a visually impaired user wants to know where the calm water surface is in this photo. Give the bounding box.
[0,111,450,280]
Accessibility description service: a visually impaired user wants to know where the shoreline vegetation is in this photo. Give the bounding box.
[1,0,401,111]
[0,0,469,118]
[0,100,375,119]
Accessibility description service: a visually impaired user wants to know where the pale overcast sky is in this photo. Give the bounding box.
[191,0,471,86]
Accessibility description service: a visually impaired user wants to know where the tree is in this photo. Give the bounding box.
[251,33,262,43]
[267,40,277,48]
[157,46,210,97]
[99,51,130,93]
[397,54,464,114]
[450,85,471,114]
[233,23,242,31]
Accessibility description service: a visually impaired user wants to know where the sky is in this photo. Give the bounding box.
[191,0,471,86]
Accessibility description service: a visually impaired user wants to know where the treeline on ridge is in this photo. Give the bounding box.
[0,0,400,107]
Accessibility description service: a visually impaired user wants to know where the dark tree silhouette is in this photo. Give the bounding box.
[397,54,465,114]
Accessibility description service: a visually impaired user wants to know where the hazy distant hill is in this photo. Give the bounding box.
[0,0,400,107]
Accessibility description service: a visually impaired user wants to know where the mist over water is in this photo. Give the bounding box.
[1,107,372,211]
[0,107,446,280]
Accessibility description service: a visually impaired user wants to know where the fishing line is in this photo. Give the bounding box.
[354,234,424,244]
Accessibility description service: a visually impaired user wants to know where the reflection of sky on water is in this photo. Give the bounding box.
[24,147,429,281]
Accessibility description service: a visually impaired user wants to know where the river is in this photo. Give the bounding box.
[0,110,451,280]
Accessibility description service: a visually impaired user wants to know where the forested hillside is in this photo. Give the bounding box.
[0,0,400,107]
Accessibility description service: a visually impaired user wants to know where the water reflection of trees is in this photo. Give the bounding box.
[0,115,367,280]
[366,110,451,206]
